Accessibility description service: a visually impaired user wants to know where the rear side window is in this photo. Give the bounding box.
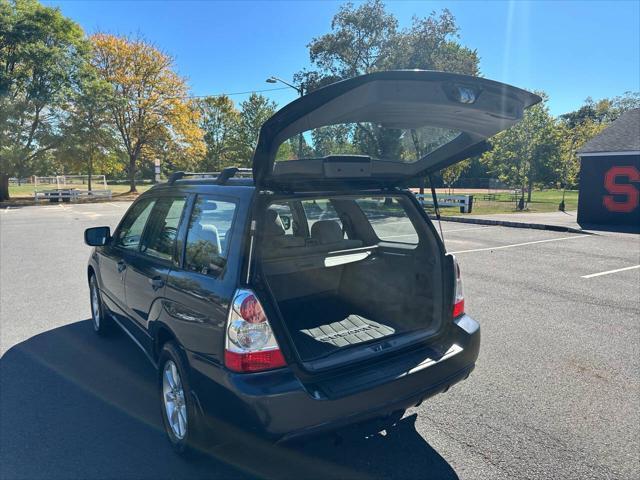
[184,197,237,276]
[115,198,157,250]
[355,197,419,244]
[140,197,187,261]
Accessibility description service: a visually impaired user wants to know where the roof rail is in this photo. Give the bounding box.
[215,167,253,184]
[166,168,252,186]
[167,171,185,185]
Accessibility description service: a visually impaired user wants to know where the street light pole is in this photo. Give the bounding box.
[266,76,304,159]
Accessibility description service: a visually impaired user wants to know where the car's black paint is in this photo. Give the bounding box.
[86,181,479,443]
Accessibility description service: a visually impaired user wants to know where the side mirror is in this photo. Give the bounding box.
[280,215,291,230]
[85,226,111,246]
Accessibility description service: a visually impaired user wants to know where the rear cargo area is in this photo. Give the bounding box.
[257,195,445,364]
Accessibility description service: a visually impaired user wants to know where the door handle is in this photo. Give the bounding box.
[149,277,165,291]
[117,260,126,273]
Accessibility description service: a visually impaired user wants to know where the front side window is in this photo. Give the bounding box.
[115,198,157,250]
[140,197,187,261]
[184,197,237,276]
[267,202,300,236]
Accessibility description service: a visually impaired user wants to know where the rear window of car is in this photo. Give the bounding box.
[274,122,461,163]
[140,197,187,261]
[355,197,419,245]
[184,197,237,277]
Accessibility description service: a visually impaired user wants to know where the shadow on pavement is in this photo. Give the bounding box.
[0,320,458,479]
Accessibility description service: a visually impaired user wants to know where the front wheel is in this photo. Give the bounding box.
[89,274,113,335]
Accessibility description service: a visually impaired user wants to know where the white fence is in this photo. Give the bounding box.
[33,175,112,203]
[415,194,474,213]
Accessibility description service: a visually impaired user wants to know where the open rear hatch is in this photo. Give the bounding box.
[252,70,540,191]
[251,71,538,372]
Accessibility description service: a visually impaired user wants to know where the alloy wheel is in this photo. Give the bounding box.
[162,360,188,440]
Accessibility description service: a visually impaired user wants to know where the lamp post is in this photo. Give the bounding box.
[266,76,304,158]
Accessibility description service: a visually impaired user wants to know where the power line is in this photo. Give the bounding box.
[174,86,292,99]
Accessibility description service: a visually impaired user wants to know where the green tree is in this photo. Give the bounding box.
[557,119,607,189]
[481,93,561,203]
[441,159,471,192]
[557,91,639,190]
[198,95,241,171]
[610,91,640,118]
[311,124,355,157]
[236,93,277,166]
[56,66,121,190]
[293,0,479,177]
[298,1,478,87]
[0,0,88,200]
[90,33,204,192]
[560,91,639,128]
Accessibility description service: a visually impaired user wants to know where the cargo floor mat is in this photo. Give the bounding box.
[294,315,395,359]
[279,295,396,360]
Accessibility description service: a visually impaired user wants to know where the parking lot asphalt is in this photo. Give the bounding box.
[1,202,639,479]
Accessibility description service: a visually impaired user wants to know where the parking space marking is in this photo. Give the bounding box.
[581,265,640,279]
[449,234,588,254]
[384,233,418,239]
[442,225,497,233]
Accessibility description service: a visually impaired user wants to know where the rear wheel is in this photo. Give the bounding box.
[89,274,113,335]
[158,341,203,454]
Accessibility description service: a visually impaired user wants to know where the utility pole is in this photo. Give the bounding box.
[266,76,304,158]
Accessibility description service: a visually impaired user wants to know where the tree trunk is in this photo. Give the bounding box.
[0,174,9,202]
[128,154,138,193]
[88,148,93,192]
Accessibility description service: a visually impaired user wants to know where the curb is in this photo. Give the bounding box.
[429,215,591,235]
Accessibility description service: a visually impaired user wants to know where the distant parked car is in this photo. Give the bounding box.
[84,70,539,452]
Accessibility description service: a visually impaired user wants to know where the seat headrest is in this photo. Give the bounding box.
[311,220,343,244]
[264,209,285,236]
[193,223,221,254]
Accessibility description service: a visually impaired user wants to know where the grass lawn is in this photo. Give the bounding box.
[8,183,153,198]
[425,189,578,216]
[433,189,579,216]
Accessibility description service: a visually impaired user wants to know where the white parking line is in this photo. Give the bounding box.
[444,225,497,233]
[449,235,588,254]
[581,265,640,279]
[384,233,418,239]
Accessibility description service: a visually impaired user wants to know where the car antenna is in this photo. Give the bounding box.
[428,174,445,242]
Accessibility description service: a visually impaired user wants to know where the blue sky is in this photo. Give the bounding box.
[45,0,640,117]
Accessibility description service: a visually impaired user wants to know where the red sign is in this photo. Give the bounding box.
[603,165,640,213]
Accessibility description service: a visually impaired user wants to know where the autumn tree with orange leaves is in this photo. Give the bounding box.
[90,33,204,192]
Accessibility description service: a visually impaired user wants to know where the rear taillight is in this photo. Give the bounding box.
[224,289,286,373]
[452,256,465,318]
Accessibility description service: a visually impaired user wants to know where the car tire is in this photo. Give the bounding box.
[89,274,113,335]
[158,341,203,455]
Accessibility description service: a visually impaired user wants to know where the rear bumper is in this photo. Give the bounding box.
[188,315,479,442]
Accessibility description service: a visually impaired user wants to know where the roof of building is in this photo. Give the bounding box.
[577,108,640,155]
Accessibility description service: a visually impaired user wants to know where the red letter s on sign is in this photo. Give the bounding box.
[603,166,640,213]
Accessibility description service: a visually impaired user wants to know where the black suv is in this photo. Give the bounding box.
[84,71,538,451]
